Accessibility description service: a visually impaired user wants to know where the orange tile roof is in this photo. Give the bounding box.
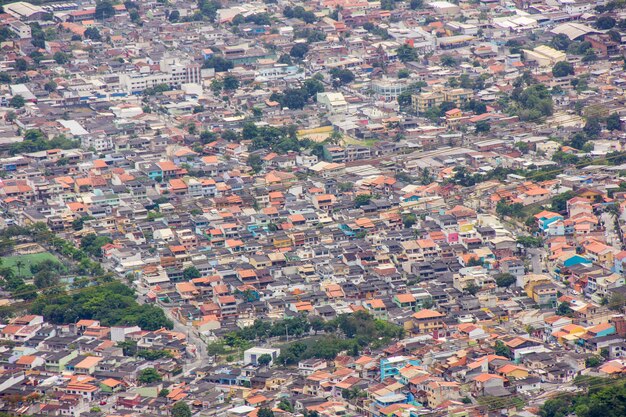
[412,309,444,319]
[395,294,416,303]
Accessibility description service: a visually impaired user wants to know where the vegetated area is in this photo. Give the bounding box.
[539,376,626,417]
[208,311,405,364]
[28,281,173,331]
[0,224,172,331]
[1,252,60,278]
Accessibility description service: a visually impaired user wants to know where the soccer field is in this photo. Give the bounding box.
[1,252,61,278]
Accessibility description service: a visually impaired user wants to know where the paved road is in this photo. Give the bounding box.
[161,303,208,373]
[133,283,209,373]
[600,212,620,249]
[527,248,545,274]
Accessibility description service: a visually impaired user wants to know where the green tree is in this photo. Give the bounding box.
[512,83,554,122]
[202,56,233,72]
[397,69,410,79]
[223,75,239,90]
[14,58,28,71]
[557,302,574,317]
[465,282,480,295]
[168,10,180,22]
[475,120,490,133]
[494,340,512,358]
[80,233,112,257]
[330,68,355,86]
[495,273,516,288]
[552,61,574,78]
[410,0,423,9]
[84,27,101,41]
[53,52,69,65]
[550,191,576,213]
[257,353,272,366]
[44,81,57,92]
[440,55,457,67]
[210,79,223,95]
[14,260,24,278]
[396,44,417,63]
[402,213,417,228]
[258,408,274,417]
[570,132,588,149]
[95,0,115,19]
[584,116,602,137]
[278,400,294,412]
[138,368,162,384]
[515,142,530,154]
[516,236,543,248]
[354,194,372,208]
[303,78,324,99]
[171,401,191,417]
[277,54,292,65]
[607,113,621,131]
[290,43,309,59]
[595,15,616,29]
[280,89,307,109]
[9,95,25,109]
[609,292,626,311]
[182,266,201,280]
[34,269,60,289]
[247,154,263,173]
[398,91,412,109]
[118,340,138,356]
[585,355,602,368]
[198,0,221,21]
[550,34,571,51]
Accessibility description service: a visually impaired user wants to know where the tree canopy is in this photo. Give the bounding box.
[138,368,162,384]
[540,378,626,417]
[29,281,173,330]
[171,402,192,417]
[202,56,234,72]
[510,83,554,122]
[552,61,574,78]
[95,0,115,19]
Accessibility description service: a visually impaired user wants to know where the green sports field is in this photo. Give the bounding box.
[1,252,61,278]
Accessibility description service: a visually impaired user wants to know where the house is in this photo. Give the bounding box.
[243,347,280,366]
[406,309,446,336]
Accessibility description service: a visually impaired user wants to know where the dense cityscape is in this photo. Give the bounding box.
[1,0,626,416]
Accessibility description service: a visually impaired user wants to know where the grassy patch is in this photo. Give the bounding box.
[2,252,60,278]
[342,136,377,147]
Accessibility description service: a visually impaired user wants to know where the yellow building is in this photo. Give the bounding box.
[522,45,566,67]
[272,233,292,249]
[406,309,446,335]
[496,364,529,380]
[524,274,557,306]
[412,87,472,114]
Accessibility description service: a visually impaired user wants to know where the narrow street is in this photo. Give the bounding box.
[134,282,209,374]
[600,211,622,250]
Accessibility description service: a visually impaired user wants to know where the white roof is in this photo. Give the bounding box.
[227,406,256,415]
[428,1,458,8]
[550,22,597,40]
[58,120,88,136]
[3,2,44,18]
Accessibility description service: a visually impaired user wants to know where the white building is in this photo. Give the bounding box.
[118,59,201,93]
[372,78,410,102]
[316,92,348,114]
[8,21,31,38]
[254,64,303,82]
[243,347,280,366]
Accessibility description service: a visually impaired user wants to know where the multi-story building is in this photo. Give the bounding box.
[412,87,472,114]
[372,78,410,102]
